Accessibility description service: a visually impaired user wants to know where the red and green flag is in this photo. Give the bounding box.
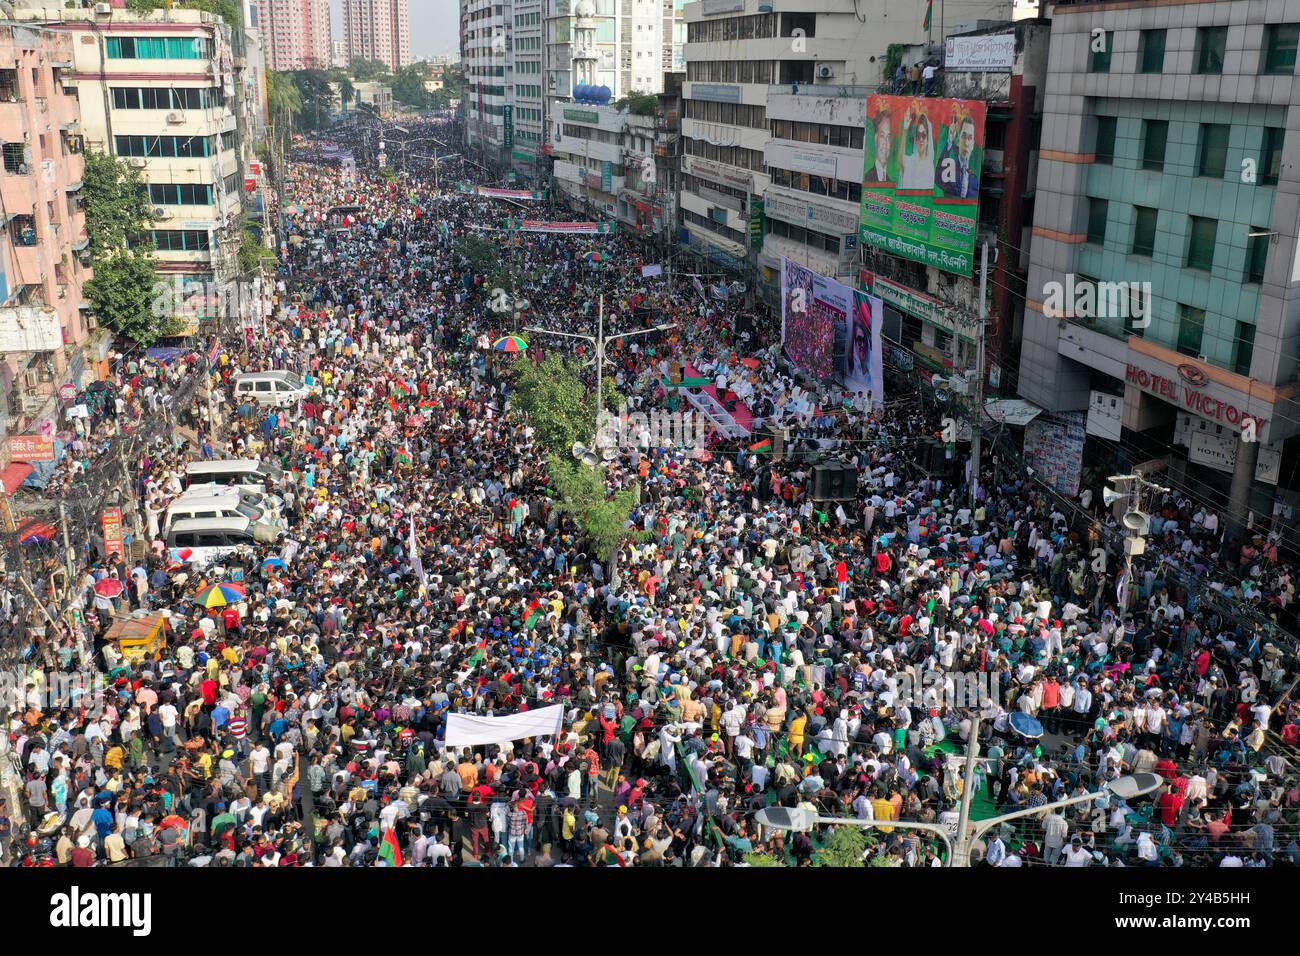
[377,827,403,867]
[468,636,488,666]
[391,380,411,399]
[387,395,402,415]
[923,0,932,31]
[524,599,544,630]
[748,437,772,454]
[395,446,414,467]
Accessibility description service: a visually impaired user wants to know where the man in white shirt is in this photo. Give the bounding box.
[1063,838,1093,866]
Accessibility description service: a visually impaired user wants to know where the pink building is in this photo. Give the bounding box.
[343,0,411,72]
[0,22,93,478]
[257,0,332,71]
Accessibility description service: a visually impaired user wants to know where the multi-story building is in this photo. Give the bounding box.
[256,0,332,71]
[0,22,93,476]
[463,0,512,170]
[18,5,246,286]
[678,0,1010,278]
[343,0,412,71]
[331,39,349,68]
[1017,0,1300,542]
[543,0,682,158]
[511,0,545,179]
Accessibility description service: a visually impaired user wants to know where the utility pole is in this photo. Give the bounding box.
[968,239,989,508]
[1104,472,1167,612]
[950,714,981,866]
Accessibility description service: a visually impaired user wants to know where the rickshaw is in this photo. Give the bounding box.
[107,611,172,664]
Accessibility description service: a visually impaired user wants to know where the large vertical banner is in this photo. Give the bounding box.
[843,290,885,404]
[1023,412,1087,497]
[860,95,986,276]
[781,257,852,382]
[101,506,125,561]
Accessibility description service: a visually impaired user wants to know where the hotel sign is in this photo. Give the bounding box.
[1125,362,1266,435]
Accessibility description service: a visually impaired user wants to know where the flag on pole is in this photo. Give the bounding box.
[391,380,412,399]
[409,515,428,595]
[467,636,488,666]
[387,395,401,415]
[748,437,773,454]
[524,598,544,630]
[923,0,932,31]
[377,827,403,867]
[395,446,414,468]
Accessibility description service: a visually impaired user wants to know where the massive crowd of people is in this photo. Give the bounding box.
[3,118,1300,869]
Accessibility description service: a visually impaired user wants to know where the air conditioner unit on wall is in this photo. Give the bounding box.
[128,157,147,168]
[817,64,834,79]
[153,206,170,219]
[166,112,184,125]
[93,2,111,14]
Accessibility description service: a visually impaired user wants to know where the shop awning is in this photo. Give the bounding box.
[65,180,83,193]
[1,461,33,493]
[984,398,1044,426]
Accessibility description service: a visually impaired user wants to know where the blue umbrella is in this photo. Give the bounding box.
[262,556,286,571]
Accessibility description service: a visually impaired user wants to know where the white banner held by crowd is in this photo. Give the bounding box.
[444,704,565,747]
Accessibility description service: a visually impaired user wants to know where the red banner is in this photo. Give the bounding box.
[101,506,125,561]
[7,435,54,462]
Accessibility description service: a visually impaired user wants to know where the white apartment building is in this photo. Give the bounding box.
[679,0,1008,276]
[18,5,245,284]
[510,0,545,178]
[463,0,512,170]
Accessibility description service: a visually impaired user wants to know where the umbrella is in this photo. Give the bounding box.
[17,520,56,545]
[93,578,124,599]
[195,582,246,608]
[262,556,286,571]
[492,335,528,353]
[160,814,189,831]
[583,251,606,264]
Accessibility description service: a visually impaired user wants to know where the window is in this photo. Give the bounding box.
[1263,24,1300,75]
[138,229,211,252]
[1132,206,1158,256]
[1139,30,1166,73]
[1261,126,1285,185]
[106,36,212,60]
[1245,228,1269,283]
[1176,305,1206,357]
[2,141,26,173]
[1234,322,1256,376]
[1086,198,1108,245]
[149,183,214,206]
[114,134,213,158]
[1090,31,1111,72]
[1195,26,1227,74]
[220,130,237,152]
[1094,115,1116,164]
[1186,216,1217,271]
[1197,123,1229,178]
[1141,120,1168,171]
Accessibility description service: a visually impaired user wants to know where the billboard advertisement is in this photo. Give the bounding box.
[843,291,885,405]
[860,95,987,276]
[781,256,852,382]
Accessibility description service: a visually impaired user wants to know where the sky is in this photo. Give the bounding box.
[329,0,459,60]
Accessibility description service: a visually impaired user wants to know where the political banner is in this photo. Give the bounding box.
[843,291,885,405]
[504,219,616,235]
[444,704,565,747]
[781,256,852,382]
[459,185,548,200]
[1023,412,1087,497]
[860,95,986,276]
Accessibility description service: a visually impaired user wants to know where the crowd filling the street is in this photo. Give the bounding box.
[4,118,1300,871]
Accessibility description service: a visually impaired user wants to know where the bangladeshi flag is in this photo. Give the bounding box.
[387,395,401,415]
[395,446,414,467]
[391,380,412,399]
[377,827,403,867]
[524,599,544,630]
[748,437,772,454]
[418,398,438,410]
[468,636,488,666]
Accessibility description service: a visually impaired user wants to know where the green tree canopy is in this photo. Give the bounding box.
[350,59,391,82]
[84,250,172,346]
[82,150,155,259]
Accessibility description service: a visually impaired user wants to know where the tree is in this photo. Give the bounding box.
[84,250,174,347]
[291,70,335,129]
[510,354,595,457]
[181,0,242,27]
[350,59,391,82]
[813,827,867,867]
[82,150,155,259]
[392,65,431,110]
[614,91,658,116]
[742,852,785,867]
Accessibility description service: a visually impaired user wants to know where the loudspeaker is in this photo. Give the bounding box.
[811,461,858,501]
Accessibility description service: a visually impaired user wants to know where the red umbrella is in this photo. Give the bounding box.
[94,578,124,599]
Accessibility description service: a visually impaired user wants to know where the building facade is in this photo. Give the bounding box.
[255,0,332,71]
[463,0,512,170]
[511,0,545,179]
[343,0,412,71]
[17,5,246,288]
[0,22,93,475]
[1017,0,1300,541]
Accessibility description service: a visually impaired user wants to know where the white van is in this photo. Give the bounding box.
[164,517,257,567]
[232,370,308,408]
[184,459,280,495]
[165,492,261,528]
